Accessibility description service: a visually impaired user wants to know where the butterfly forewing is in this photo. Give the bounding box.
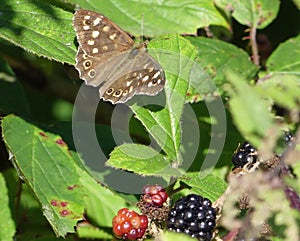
[73,9,134,57]
[73,9,165,104]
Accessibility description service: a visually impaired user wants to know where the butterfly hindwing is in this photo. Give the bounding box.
[100,46,165,103]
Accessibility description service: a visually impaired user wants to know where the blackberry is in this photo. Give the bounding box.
[137,184,169,222]
[112,208,148,240]
[284,187,300,212]
[283,132,294,146]
[232,141,257,168]
[142,184,168,207]
[167,194,216,241]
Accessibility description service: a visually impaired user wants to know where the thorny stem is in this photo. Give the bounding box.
[166,177,177,196]
[249,26,260,66]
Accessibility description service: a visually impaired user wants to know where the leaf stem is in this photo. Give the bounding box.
[249,26,260,66]
[167,178,190,196]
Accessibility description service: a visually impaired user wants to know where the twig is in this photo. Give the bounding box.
[249,26,260,66]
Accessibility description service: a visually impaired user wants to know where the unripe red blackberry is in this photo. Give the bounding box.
[112,208,148,240]
[167,194,216,241]
[138,184,169,222]
[143,184,168,206]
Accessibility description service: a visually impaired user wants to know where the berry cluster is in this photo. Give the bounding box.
[142,184,168,207]
[284,132,294,145]
[232,141,257,168]
[284,187,300,212]
[112,208,148,240]
[138,184,169,222]
[167,194,216,241]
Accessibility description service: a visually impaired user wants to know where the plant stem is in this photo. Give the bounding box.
[249,26,260,66]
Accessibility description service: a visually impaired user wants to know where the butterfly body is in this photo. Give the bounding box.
[73,9,165,104]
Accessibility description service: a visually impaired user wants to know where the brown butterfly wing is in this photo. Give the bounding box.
[73,9,165,104]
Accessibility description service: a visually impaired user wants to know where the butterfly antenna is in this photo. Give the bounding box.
[141,13,144,42]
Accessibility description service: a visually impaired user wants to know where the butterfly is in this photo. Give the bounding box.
[73,9,165,104]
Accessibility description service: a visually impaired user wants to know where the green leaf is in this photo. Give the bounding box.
[266,34,300,75]
[257,35,300,118]
[179,172,228,202]
[258,76,300,111]
[0,0,76,64]
[228,0,280,29]
[1,115,84,237]
[3,169,64,240]
[130,35,198,165]
[80,171,128,227]
[0,172,16,241]
[71,0,229,36]
[152,231,196,241]
[77,222,113,240]
[225,72,274,146]
[106,143,181,177]
[187,36,258,100]
[0,57,30,117]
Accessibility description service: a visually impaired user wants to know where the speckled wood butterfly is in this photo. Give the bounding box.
[73,9,165,104]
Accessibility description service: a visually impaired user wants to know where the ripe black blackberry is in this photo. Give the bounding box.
[232,141,257,168]
[167,194,216,241]
[284,187,300,212]
[283,132,294,146]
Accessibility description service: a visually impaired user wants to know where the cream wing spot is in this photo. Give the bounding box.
[93,17,101,26]
[83,25,90,30]
[148,82,153,87]
[153,71,161,79]
[129,86,133,93]
[92,31,100,38]
[143,63,150,69]
[148,67,154,73]
[103,26,110,32]
[92,48,99,54]
[109,33,117,40]
[87,39,95,45]
[102,46,108,51]
[126,80,133,87]
[142,75,149,82]
[138,73,143,80]
[84,15,91,20]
